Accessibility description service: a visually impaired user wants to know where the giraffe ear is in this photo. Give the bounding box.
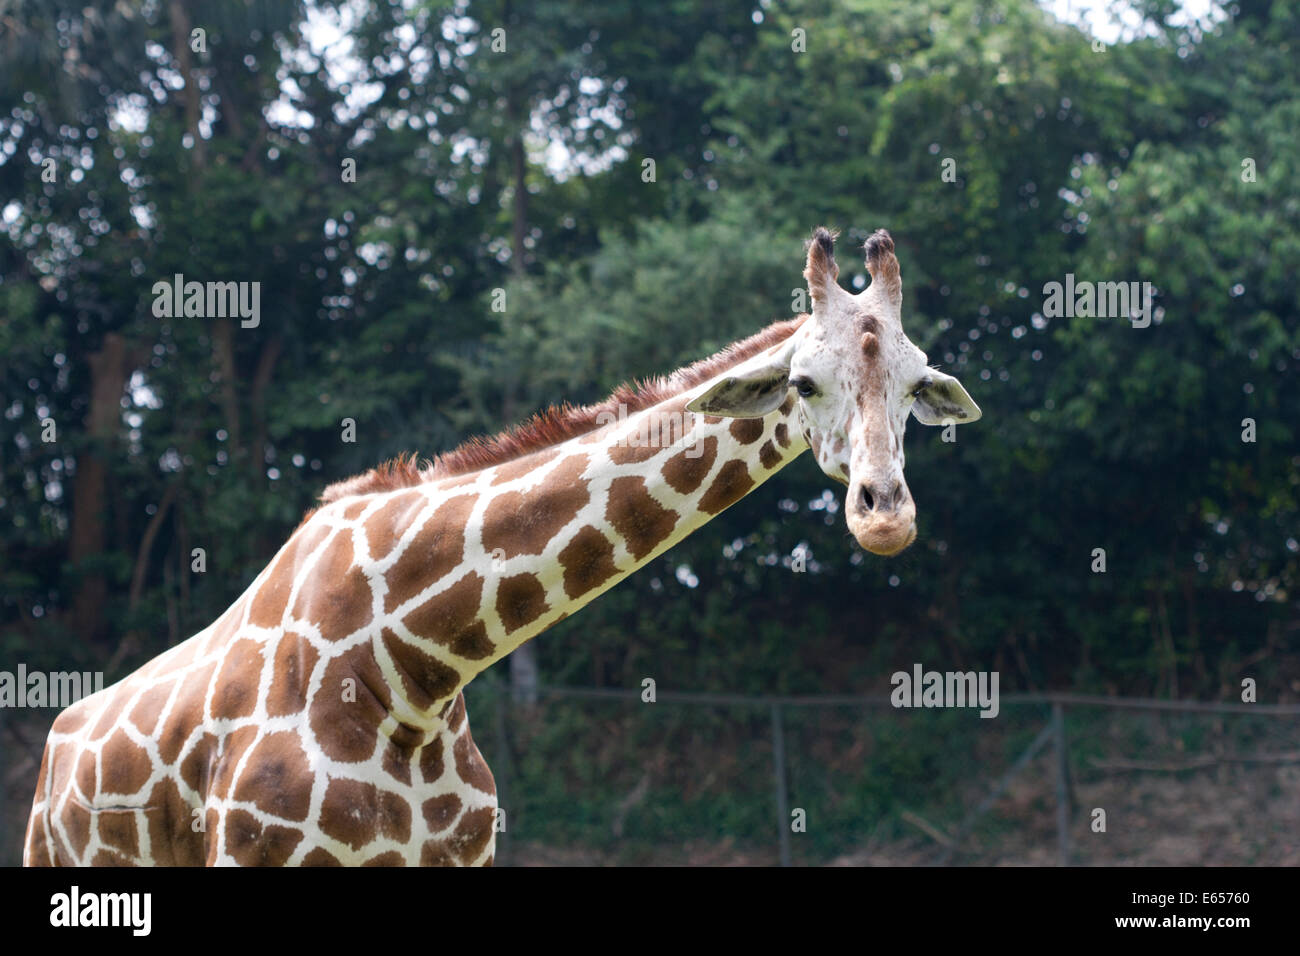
[686,360,791,418]
[910,370,982,425]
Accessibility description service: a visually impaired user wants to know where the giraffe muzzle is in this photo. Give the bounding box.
[847,479,917,555]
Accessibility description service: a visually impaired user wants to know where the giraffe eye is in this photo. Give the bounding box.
[791,377,817,398]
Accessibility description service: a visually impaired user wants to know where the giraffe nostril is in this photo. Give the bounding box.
[860,485,874,512]
[892,483,905,508]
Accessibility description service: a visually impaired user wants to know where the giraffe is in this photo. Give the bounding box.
[24,227,980,866]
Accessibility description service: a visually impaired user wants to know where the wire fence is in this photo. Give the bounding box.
[470,683,1300,867]
[2,684,1297,866]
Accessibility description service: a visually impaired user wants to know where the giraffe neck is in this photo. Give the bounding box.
[338,337,812,723]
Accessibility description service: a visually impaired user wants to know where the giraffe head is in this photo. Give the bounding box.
[688,227,980,556]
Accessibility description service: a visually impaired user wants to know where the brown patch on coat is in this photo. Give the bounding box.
[301,847,343,866]
[308,643,391,762]
[729,417,765,445]
[481,455,591,559]
[451,806,496,863]
[231,732,315,822]
[74,748,98,800]
[453,734,497,795]
[608,436,663,465]
[418,735,445,784]
[558,525,620,599]
[89,848,136,866]
[64,800,92,858]
[759,440,782,470]
[100,729,154,796]
[317,778,376,851]
[146,777,204,866]
[383,494,475,613]
[380,626,462,711]
[290,531,373,642]
[340,499,369,521]
[178,733,216,795]
[363,490,430,562]
[496,574,550,632]
[96,809,139,858]
[606,476,679,560]
[248,522,331,629]
[774,423,791,448]
[127,680,175,737]
[440,694,467,732]
[210,638,265,719]
[423,793,462,833]
[265,635,320,718]
[158,661,215,764]
[402,573,494,660]
[662,435,718,495]
[225,808,303,866]
[699,460,755,515]
[319,778,412,849]
[382,738,414,787]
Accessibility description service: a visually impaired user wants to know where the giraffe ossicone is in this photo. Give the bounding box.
[25,227,980,866]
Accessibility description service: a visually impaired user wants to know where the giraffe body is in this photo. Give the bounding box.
[26,228,979,865]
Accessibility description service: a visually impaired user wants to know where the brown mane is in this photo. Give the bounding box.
[319,316,807,503]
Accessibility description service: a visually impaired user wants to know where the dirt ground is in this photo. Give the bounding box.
[505,754,1300,866]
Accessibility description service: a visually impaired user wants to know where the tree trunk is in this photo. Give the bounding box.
[248,335,283,483]
[211,318,242,460]
[68,333,131,647]
[510,129,527,276]
[168,0,206,170]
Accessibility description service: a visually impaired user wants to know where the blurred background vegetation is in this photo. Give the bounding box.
[0,0,1296,864]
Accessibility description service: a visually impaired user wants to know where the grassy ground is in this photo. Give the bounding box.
[5,700,1295,866]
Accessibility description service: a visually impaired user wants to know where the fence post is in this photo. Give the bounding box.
[1052,701,1070,866]
[771,703,792,867]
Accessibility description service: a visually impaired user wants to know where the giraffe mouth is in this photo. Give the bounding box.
[857,520,917,556]
[847,506,917,556]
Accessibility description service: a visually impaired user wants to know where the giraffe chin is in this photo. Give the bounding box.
[849,516,917,557]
